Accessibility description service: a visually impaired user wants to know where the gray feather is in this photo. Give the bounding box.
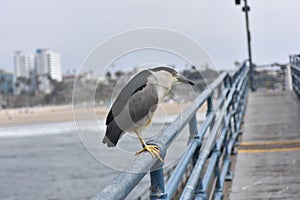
[106,70,152,125]
[103,70,155,147]
[129,83,158,123]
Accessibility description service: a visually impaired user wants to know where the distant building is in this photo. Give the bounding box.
[63,74,76,84]
[13,49,63,94]
[47,51,62,82]
[35,48,49,75]
[14,51,34,78]
[35,49,62,82]
[35,49,62,94]
[0,69,14,94]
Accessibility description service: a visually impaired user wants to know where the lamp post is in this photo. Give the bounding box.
[235,0,255,91]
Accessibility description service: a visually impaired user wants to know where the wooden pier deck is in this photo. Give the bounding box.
[230,91,300,199]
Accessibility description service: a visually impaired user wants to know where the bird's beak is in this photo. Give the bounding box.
[177,75,195,85]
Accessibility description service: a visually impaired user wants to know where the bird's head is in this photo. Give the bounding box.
[150,66,195,86]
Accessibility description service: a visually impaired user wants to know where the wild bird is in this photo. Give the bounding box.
[102,66,194,161]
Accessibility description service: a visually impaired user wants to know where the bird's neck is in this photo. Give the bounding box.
[148,73,172,102]
[156,84,171,101]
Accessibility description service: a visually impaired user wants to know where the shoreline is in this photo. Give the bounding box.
[0,102,207,127]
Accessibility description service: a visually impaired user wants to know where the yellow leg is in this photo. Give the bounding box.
[134,130,163,162]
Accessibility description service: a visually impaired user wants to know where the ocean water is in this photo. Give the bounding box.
[0,116,193,200]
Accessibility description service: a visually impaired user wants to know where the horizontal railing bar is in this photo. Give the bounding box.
[134,162,179,200]
[180,64,248,199]
[216,127,229,151]
[219,160,231,188]
[227,84,248,156]
[291,73,300,82]
[201,64,248,197]
[290,64,300,71]
[294,85,300,95]
[165,139,199,198]
[158,89,210,149]
[165,90,227,199]
[204,71,247,197]
[166,92,227,198]
[180,81,237,200]
[200,85,235,157]
[202,152,219,192]
[201,104,235,194]
[179,157,207,200]
[154,72,227,149]
[92,154,154,200]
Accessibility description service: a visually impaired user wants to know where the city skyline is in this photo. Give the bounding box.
[1,1,300,73]
[14,49,62,81]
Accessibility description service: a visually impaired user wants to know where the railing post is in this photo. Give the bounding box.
[206,95,214,129]
[188,114,198,144]
[231,80,239,155]
[223,76,234,182]
[150,167,167,200]
[193,94,215,200]
[281,66,286,91]
[250,63,256,91]
[189,114,199,165]
[194,180,207,200]
[290,54,300,97]
[149,146,167,200]
[214,77,231,200]
[203,94,215,155]
[213,147,223,200]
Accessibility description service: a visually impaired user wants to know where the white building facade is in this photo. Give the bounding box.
[47,51,62,82]
[35,49,62,82]
[13,49,63,94]
[13,51,34,78]
[35,48,49,75]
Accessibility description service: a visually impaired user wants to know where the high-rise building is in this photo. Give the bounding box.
[47,51,62,82]
[13,49,63,94]
[35,48,49,75]
[14,51,34,78]
[35,49,62,82]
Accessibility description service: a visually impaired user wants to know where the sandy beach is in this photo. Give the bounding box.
[0,102,207,127]
[0,105,107,126]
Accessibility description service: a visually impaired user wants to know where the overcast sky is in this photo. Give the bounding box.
[1,0,300,73]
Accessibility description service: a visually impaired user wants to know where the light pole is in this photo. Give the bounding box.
[235,0,255,91]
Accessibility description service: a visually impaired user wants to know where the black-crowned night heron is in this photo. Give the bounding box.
[102,66,194,161]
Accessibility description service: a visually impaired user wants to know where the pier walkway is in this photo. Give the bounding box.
[230,91,300,200]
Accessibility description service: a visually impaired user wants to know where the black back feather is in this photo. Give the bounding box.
[105,70,151,125]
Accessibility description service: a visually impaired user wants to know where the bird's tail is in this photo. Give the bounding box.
[102,120,123,147]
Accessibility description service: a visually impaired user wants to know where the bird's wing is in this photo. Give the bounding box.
[128,83,158,123]
[106,70,152,125]
[103,84,159,147]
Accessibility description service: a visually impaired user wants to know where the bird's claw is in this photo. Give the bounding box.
[135,145,163,162]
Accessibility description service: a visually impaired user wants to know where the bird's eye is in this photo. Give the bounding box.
[172,72,177,77]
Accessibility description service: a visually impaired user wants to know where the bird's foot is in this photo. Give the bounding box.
[135,145,163,161]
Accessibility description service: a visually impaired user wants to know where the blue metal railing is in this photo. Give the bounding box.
[290,55,300,96]
[92,62,249,200]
